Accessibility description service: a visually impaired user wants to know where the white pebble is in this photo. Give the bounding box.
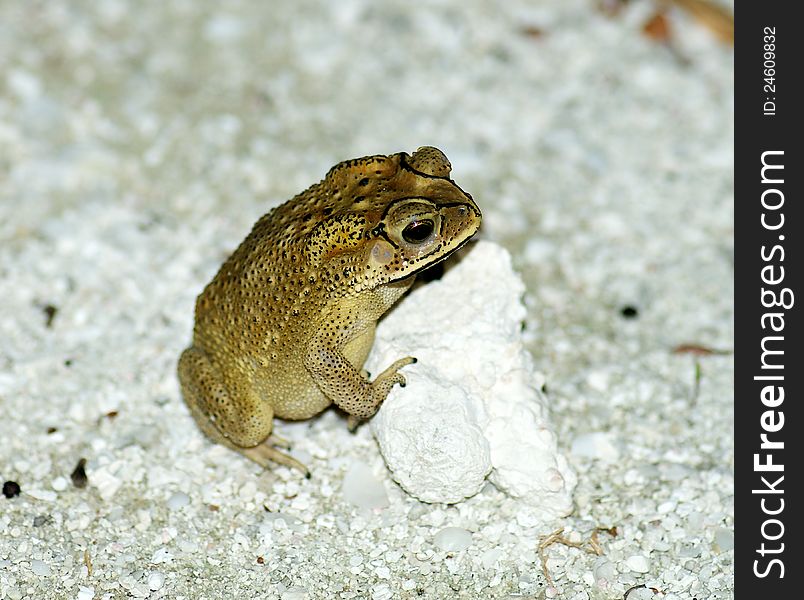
[148,572,165,590]
[480,547,502,568]
[371,583,393,600]
[375,566,391,579]
[627,589,655,600]
[433,527,472,552]
[31,559,51,576]
[626,555,650,573]
[91,465,122,501]
[76,586,95,600]
[349,555,363,567]
[341,462,388,510]
[714,527,734,552]
[570,432,620,461]
[7,69,42,100]
[51,476,69,491]
[151,547,173,564]
[166,491,190,511]
[281,586,308,600]
[5,588,22,600]
[25,489,57,502]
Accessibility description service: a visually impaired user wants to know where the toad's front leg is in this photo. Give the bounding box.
[303,326,415,427]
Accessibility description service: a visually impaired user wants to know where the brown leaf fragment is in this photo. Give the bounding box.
[521,25,545,38]
[672,343,731,356]
[666,0,734,44]
[643,11,672,42]
[84,549,93,577]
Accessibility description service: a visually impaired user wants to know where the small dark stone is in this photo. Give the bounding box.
[71,458,88,489]
[2,480,21,498]
[43,304,58,328]
[620,305,639,318]
[33,515,51,527]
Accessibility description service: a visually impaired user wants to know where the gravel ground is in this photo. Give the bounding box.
[1,1,733,599]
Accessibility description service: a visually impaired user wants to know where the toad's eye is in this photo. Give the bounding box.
[402,219,434,243]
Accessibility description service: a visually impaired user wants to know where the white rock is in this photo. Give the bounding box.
[31,559,51,576]
[148,572,165,591]
[371,583,393,600]
[166,491,190,511]
[570,432,620,462]
[370,371,490,504]
[26,489,57,502]
[433,527,473,552]
[7,69,42,100]
[375,566,391,579]
[369,241,576,515]
[76,586,95,600]
[91,462,123,501]
[341,461,389,510]
[713,527,734,553]
[281,586,308,600]
[5,588,22,600]
[626,555,651,573]
[51,476,69,492]
[480,547,503,569]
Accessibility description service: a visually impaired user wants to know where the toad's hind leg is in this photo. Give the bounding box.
[178,347,309,475]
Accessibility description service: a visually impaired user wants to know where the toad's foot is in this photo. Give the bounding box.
[242,437,310,478]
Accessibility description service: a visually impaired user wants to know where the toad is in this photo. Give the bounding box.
[178,147,481,474]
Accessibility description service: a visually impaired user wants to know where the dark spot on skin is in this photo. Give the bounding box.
[620,305,639,319]
[323,208,332,216]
